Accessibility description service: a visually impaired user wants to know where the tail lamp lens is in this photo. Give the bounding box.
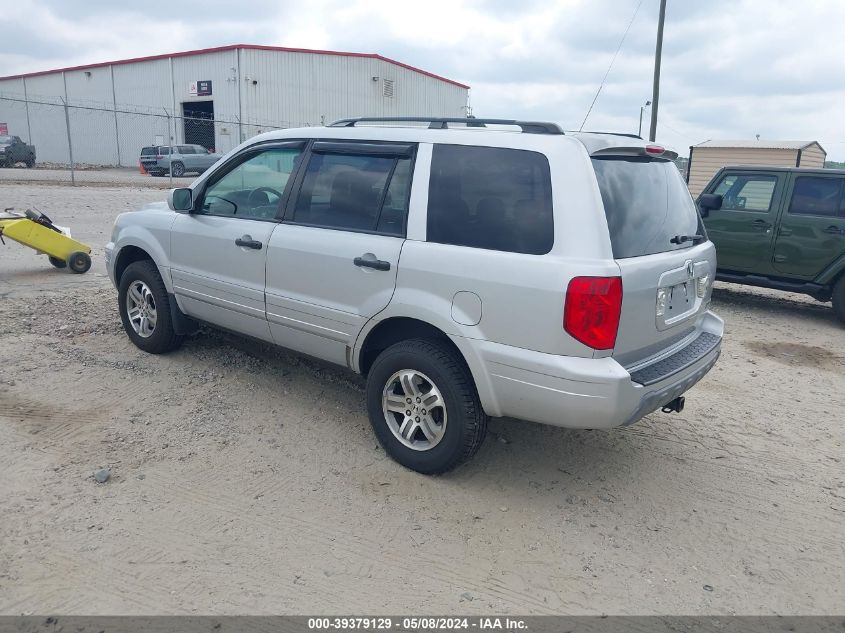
[564,276,623,350]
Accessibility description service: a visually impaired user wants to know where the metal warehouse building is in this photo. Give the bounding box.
[0,44,469,167]
[687,139,827,196]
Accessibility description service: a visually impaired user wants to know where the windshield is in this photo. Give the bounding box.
[592,157,703,259]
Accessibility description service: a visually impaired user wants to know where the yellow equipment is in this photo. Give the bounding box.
[0,208,92,273]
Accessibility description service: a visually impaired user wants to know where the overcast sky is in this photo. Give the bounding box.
[2,0,844,159]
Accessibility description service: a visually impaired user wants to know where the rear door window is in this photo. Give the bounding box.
[592,157,702,259]
[788,177,844,217]
[291,150,412,236]
[426,145,553,255]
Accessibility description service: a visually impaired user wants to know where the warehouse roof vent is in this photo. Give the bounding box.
[383,78,394,98]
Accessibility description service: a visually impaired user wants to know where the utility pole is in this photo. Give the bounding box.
[649,0,667,142]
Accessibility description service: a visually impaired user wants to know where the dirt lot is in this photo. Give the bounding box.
[1,178,843,615]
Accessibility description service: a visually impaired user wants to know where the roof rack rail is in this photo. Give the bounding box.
[569,130,643,140]
[329,117,564,135]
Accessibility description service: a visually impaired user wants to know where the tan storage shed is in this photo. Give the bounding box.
[686,140,827,196]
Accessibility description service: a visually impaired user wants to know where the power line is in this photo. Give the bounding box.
[579,0,645,132]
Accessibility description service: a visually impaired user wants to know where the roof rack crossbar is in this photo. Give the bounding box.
[329,117,564,135]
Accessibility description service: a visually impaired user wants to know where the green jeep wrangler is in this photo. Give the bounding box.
[698,166,845,323]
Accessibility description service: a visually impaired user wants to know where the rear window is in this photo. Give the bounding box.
[427,144,553,255]
[140,147,156,156]
[592,157,702,259]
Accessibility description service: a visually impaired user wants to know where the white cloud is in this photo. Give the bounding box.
[2,0,844,159]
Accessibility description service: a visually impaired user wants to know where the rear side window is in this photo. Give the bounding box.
[713,174,777,211]
[592,157,702,259]
[789,177,844,217]
[426,145,553,255]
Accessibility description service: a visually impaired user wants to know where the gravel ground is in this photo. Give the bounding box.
[1,180,843,615]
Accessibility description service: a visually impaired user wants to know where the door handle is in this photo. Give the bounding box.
[823,225,843,235]
[235,235,263,250]
[353,256,391,271]
[751,219,771,231]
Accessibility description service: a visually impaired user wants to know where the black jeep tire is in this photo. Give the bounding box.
[25,157,35,168]
[49,256,67,269]
[118,260,184,354]
[365,338,488,474]
[832,276,845,325]
[170,161,185,177]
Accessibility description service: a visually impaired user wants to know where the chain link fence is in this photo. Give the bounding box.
[0,92,315,185]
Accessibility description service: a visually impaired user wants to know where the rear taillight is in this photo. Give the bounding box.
[564,276,623,350]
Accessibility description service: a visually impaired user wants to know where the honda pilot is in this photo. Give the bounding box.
[107,118,723,474]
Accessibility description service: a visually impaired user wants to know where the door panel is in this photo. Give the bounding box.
[773,175,845,279]
[170,215,275,341]
[264,143,413,365]
[701,172,783,273]
[169,144,305,341]
[265,225,402,365]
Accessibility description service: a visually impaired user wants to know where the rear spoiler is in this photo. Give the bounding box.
[591,145,679,161]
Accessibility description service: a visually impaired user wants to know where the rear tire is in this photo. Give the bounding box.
[67,251,91,274]
[365,338,488,474]
[49,256,67,269]
[118,260,184,354]
[832,276,845,325]
[25,157,34,168]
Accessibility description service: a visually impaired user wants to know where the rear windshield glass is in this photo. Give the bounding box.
[141,147,157,155]
[592,157,702,259]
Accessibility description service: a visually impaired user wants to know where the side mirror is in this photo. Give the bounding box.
[697,193,723,217]
[168,187,193,212]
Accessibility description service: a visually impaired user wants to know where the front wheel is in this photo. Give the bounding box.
[118,260,184,354]
[832,276,845,325]
[365,339,488,474]
[170,161,185,177]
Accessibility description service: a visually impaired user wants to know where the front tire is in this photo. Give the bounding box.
[365,339,488,474]
[118,260,184,354]
[170,161,185,177]
[832,276,845,325]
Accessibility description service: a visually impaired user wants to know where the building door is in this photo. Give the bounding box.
[182,101,215,151]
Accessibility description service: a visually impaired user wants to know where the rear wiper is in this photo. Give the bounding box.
[670,234,705,245]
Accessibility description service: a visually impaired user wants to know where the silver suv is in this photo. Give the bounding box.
[140,144,222,177]
[107,117,723,473]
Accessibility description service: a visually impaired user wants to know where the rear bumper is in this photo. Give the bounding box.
[462,310,723,429]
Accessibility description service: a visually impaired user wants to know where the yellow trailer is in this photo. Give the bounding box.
[0,209,92,273]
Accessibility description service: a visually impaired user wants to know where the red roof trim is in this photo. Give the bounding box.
[0,43,470,89]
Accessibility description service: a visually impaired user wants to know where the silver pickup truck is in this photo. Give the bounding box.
[140,144,222,177]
